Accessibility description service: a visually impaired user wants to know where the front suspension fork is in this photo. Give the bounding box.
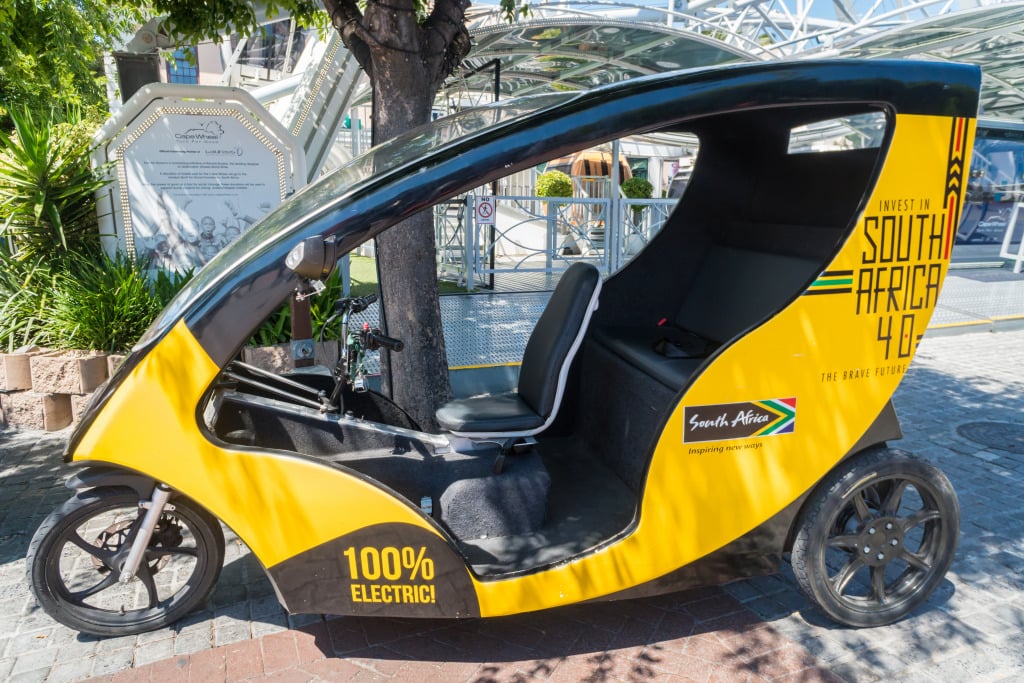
[118,484,173,583]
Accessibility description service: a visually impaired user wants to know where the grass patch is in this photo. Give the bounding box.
[347,255,467,296]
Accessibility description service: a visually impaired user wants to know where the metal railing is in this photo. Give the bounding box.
[438,194,679,291]
[1000,202,1024,274]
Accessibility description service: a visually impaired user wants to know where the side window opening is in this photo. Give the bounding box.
[788,111,888,154]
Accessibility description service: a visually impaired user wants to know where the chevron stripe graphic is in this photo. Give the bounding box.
[943,117,967,259]
[753,398,797,436]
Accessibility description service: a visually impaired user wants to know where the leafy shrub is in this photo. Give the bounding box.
[621,176,654,200]
[0,108,107,260]
[251,304,292,347]
[43,252,192,353]
[251,266,348,346]
[0,250,194,354]
[535,170,573,198]
[0,254,55,351]
[0,0,141,128]
[151,267,195,308]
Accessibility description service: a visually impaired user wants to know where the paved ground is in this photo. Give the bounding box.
[1,327,1023,682]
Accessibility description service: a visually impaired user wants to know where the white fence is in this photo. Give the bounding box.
[434,193,679,290]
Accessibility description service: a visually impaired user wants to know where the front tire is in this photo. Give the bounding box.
[27,487,225,637]
[791,448,959,627]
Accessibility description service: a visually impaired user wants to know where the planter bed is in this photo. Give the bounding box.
[0,348,108,431]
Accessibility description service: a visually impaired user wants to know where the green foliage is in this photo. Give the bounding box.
[151,267,195,307]
[621,176,654,200]
[152,0,326,48]
[252,305,292,347]
[149,0,519,47]
[0,250,194,353]
[249,255,463,346]
[251,265,347,346]
[0,255,55,351]
[536,170,573,198]
[45,251,193,353]
[499,0,530,21]
[0,108,108,260]
[0,0,142,124]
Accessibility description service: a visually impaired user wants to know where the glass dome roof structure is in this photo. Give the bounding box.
[838,3,1024,119]
[440,1,1024,121]
[460,18,751,98]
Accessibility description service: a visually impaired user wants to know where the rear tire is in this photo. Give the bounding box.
[791,448,958,627]
[27,487,224,636]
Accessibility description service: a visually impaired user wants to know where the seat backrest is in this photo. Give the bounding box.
[675,245,819,344]
[519,262,602,420]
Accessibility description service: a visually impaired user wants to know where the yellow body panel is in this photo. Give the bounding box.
[74,320,441,569]
[469,112,973,616]
[71,112,973,617]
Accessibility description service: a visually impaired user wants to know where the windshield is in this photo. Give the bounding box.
[142,92,573,346]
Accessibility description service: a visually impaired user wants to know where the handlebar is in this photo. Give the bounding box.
[364,330,404,352]
[336,293,378,315]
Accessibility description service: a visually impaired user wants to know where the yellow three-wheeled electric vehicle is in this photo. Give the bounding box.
[28,60,980,636]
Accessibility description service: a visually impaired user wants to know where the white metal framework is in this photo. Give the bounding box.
[452,1,1024,120]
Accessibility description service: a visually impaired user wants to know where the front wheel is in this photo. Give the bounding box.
[790,448,959,627]
[27,487,225,636]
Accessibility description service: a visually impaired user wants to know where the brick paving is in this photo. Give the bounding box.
[1,327,1022,682]
[88,595,843,683]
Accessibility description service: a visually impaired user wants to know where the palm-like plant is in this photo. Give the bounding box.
[46,251,160,353]
[0,108,107,260]
[0,255,55,351]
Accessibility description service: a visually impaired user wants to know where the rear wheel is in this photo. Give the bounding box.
[791,448,958,627]
[27,487,224,636]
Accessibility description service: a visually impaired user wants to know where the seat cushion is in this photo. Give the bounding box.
[435,392,545,435]
[518,262,601,417]
[592,326,706,390]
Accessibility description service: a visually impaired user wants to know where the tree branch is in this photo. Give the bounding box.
[423,0,471,50]
[423,0,472,89]
[363,0,422,55]
[322,0,373,77]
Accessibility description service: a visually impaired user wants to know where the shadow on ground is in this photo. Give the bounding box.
[2,341,1023,681]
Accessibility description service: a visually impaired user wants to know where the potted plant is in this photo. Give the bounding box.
[621,177,654,255]
[535,169,573,202]
[618,175,651,209]
[536,170,578,254]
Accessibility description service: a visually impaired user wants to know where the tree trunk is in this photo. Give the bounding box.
[372,56,452,431]
[323,0,471,431]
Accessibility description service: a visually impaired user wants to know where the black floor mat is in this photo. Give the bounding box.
[458,438,637,574]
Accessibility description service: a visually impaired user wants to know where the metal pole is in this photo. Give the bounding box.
[460,59,504,290]
[489,60,501,290]
[610,138,622,273]
[546,201,556,272]
[467,195,477,292]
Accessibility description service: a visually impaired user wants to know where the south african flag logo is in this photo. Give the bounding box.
[753,398,797,436]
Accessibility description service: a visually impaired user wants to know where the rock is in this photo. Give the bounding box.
[107,354,127,377]
[0,346,45,392]
[30,351,108,394]
[70,393,94,423]
[4,391,72,431]
[242,344,292,373]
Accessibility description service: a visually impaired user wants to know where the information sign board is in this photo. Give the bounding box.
[95,85,305,273]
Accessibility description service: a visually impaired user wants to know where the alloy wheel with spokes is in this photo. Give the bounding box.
[27,486,224,637]
[791,448,959,627]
